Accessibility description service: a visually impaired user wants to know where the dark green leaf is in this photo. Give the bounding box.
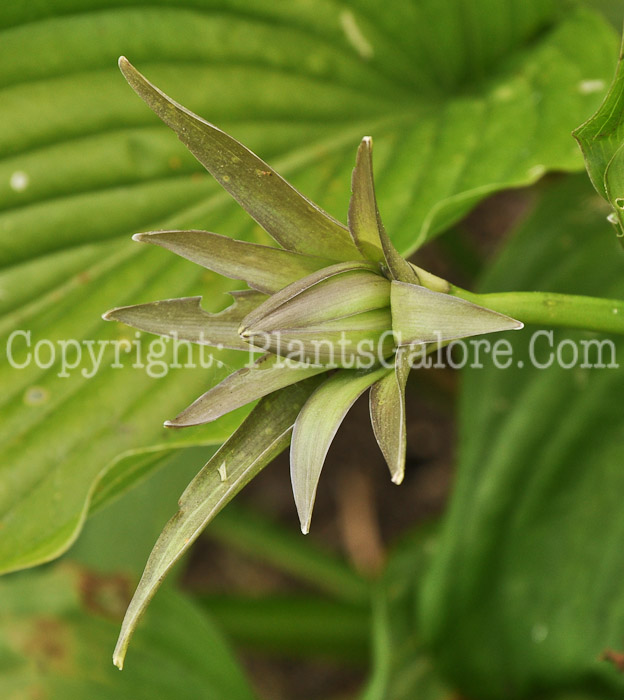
[361,525,450,700]
[421,176,624,699]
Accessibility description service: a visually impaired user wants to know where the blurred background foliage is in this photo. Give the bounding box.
[1,0,624,697]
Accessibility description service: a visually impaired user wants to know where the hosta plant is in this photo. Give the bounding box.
[104,57,624,668]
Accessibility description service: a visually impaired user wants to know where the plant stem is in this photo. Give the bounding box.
[451,287,624,335]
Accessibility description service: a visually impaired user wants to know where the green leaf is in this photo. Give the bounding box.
[573,31,624,196]
[0,562,255,699]
[361,525,451,700]
[420,176,624,698]
[208,504,370,603]
[391,281,523,345]
[103,292,266,350]
[290,366,390,533]
[120,57,362,261]
[0,0,616,573]
[113,377,322,669]
[166,353,327,427]
[199,594,370,663]
[134,230,334,294]
[369,348,411,484]
[573,32,624,237]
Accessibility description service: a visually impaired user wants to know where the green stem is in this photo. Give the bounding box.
[451,287,624,335]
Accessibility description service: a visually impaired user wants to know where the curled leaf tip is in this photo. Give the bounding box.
[391,472,404,485]
[131,232,146,242]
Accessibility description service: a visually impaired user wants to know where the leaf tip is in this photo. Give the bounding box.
[118,56,130,73]
[391,471,404,485]
[131,232,147,243]
[112,649,125,670]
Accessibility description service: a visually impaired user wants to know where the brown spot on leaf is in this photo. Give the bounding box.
[23,617,71,673]
[168,155,182,170]
[77,570,132,621]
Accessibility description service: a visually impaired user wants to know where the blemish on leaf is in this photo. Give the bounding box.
[614,198,624,209]
[78,570,132,620]
[24,386,49,406]
[340,10,374,60]
[9,170,29,192]
[493,84,514,101]
[578,79,605,95]
[22,617,71,672]
[218,462,227,481]
[527,164,546,179]
[168,155,182,170]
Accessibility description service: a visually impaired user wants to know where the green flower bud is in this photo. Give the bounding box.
[239,263,394,367]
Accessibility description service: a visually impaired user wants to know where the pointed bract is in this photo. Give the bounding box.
[102,293,265,350]
[369,347,411,484]
[241,265,390,333]
[166,353,327,427]
[349,137,419,283]
[391,281,523,345]
[134,230,334,295]
[119,57,362,261]
[290,366,390,534]
[113,377,323,670]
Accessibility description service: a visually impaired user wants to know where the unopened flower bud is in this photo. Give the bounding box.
[239,264,394,367]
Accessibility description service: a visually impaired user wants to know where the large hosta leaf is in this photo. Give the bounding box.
[420,177,624,698]
[0,562,255,700]
[0,1,617,574]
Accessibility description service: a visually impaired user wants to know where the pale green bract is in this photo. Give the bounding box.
[105,58,523,668]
